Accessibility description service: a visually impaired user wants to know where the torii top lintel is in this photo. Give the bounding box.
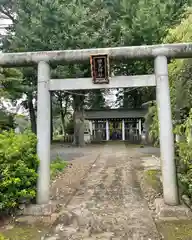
[0,43,192,67]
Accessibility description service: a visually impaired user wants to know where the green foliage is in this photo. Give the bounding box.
[148,8,192,146]
[0,109,15,132]
[144,169,162,193]
[0,130,39,212]
[1,0,190,137]
[145,104,159,146]
[0,67,23,99]
[165,8,192,112]
[86,89,109,109]
[1,0,115,132]
[65,120,74,135]
[0,67,23,133]
[2,0,189,112]
[0,234,8,240]
[50,157,68,178]
[114,0,190,108]
[0,129,68,212]
[175,109,192,199]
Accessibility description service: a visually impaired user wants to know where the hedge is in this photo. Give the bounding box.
[148,106,192,201]
[0,130,39,212]
[175,109,192,200]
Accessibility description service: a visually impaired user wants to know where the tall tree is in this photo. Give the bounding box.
[113,0,190,108]
[1,0,115,145]
[165,7,192,128]
[1,0,190,144]
[85,89,110,109]
[0,67,22,131]
[0,67,22,99]
[0,0,16,23]
[146,7,192,144]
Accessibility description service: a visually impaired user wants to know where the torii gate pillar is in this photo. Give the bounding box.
[37,61,51,204]
[155,56,179,205]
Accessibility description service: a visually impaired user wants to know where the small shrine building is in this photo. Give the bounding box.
[84,108,147,143]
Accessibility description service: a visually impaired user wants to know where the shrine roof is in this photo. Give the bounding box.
[84,108,147,120]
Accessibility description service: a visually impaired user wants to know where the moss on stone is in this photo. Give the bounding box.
[156,220,192,240]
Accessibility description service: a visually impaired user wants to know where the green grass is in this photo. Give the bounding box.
[0,233,8,240]
[156,220,192,240]
[1,226,47,240]
[50,156,68,178]
[144,169,162,193]
[144,170,192,240]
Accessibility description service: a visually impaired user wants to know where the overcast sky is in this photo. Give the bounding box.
[0,17,12,36]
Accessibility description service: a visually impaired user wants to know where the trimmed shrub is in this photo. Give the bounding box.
[0,130,39,212]
[0,234,8,240]
[176,142,192,199]
[175,109,192,200]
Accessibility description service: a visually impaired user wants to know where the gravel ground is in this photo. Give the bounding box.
[50,148,102,205]
[51,143,160,161]
[44,143,160,240]
[136,146,160,157]
[51,144,101,161]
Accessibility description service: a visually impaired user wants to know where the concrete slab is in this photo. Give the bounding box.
[155,198,192,220]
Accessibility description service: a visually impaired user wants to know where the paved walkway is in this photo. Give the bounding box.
[45,143,160,240]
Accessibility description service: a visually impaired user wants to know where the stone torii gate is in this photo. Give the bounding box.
[0,43,192,206]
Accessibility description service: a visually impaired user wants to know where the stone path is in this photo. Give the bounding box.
[44,143,160,240]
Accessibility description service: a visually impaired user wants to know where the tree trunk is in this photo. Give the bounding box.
[73,111,77,145]
[73,108,85,147]
[27,93,36,134]
[63,96,69,136]
[58,94,65,136]
[72,94,85,147]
